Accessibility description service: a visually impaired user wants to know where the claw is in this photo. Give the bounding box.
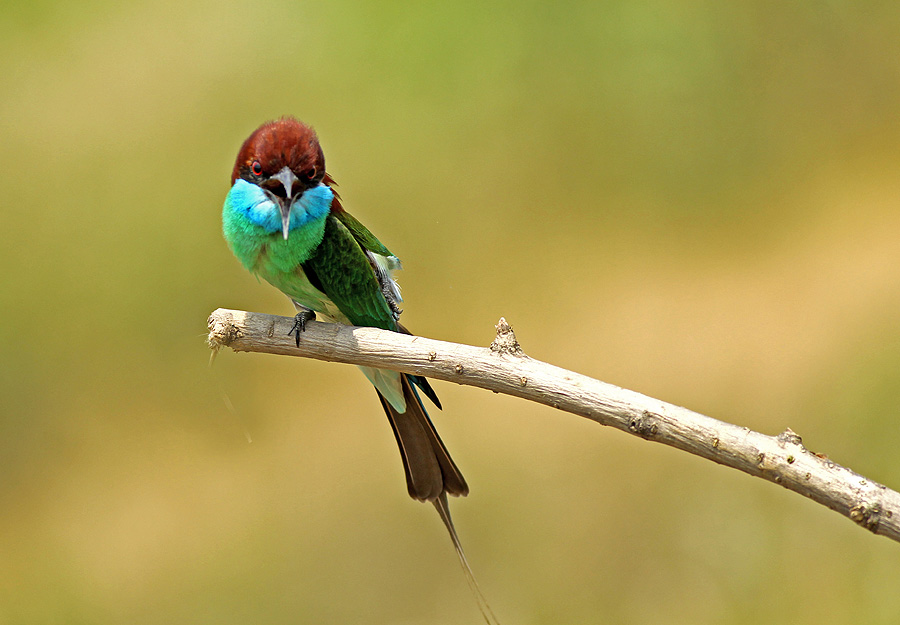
[288,310,316,347]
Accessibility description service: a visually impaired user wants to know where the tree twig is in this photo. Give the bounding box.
[208,307,900,543]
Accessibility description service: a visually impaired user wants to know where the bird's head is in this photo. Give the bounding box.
[231,117,329,240]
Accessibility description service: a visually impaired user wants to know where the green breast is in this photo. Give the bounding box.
[223,197,335,314]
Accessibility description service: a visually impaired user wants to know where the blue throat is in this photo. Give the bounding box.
[227,179,334,233]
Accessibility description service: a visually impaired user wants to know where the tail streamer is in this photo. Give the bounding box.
[432,493,501,625]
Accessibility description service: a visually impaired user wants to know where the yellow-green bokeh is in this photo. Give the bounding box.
[3,1,900,623]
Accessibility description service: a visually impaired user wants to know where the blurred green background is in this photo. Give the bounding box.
[3,1,900,623]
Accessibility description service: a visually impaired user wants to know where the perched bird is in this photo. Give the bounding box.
[222,117,495,621]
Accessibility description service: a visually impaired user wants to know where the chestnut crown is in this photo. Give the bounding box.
[231,117,326,189]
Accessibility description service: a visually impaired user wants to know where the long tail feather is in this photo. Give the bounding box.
[377,373,497,622]
[433,493,500,625]
[377,374,467,500]
[377,389,442,500]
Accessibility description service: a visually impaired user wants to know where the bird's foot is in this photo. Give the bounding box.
[288,310,316,347]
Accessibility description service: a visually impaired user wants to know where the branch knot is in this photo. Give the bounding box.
[850,501,883,533]
[776,428,804,447]
[628,410,661,439]
[490,317,525,356]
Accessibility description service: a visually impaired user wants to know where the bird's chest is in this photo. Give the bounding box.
[254,238,345,321]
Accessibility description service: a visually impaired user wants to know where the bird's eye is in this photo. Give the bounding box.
[250,161,263,176]
[307,166,318,180]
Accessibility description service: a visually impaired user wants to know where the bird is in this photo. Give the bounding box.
[222,117,496,622]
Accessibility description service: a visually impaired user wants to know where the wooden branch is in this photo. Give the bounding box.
[208,307,900,543]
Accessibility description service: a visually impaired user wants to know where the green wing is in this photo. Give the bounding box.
[302,214,397,330]
[333,210,396,257]
[307,210,441,414]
